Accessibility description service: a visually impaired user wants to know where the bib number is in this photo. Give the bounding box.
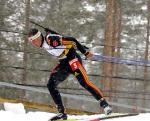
[69,58,80,71]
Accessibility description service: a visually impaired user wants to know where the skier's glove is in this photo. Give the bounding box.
[84,51,93,59]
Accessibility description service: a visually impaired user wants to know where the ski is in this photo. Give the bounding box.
[48,119,77,121]
[48,113,139,121]
[89,113,139,121]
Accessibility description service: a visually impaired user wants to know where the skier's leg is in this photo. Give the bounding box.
[47,63,70,120]
[75,67,112,115]
[69,59,112,115]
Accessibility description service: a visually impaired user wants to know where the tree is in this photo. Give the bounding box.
[143,0,150,109]
[102,0,122,101]
[21,0,31,98]
[0,0,7,81]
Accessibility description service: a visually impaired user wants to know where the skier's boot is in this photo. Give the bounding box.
[50,106,67,121]
[100,99,112,115]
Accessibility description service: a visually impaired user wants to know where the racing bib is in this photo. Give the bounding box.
[69,58,80,71]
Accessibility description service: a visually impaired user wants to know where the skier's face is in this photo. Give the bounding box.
[29,35,42,47]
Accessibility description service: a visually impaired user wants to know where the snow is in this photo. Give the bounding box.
[0,102,150,121]
[4,102,26,114]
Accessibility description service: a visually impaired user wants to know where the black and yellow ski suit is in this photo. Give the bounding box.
[42,32,104,113]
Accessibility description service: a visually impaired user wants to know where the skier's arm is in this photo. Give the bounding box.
[63,36,92,57]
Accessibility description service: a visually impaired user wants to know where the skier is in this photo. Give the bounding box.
[28,28,112,120]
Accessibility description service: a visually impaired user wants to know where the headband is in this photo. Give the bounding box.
[28,31,41,42]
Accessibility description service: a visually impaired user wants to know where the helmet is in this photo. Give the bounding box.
[28,28,42,42]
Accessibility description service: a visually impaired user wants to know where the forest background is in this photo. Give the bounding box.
[0,0,150,113]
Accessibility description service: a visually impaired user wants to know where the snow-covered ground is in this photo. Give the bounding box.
[0,102,150,121]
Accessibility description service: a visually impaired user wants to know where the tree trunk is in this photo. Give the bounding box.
[0,0,6,80]
[111,0,122,112]
[112,1,122,79]
[102,0,114,100]
[103,0,122,101]
[22,0,30,99]
[143,0,150,110]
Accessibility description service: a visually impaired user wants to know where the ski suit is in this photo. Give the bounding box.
[41,32,104,113]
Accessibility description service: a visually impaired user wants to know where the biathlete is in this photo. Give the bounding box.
[28,28,112,121]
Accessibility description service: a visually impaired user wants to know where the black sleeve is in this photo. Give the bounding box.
[63,36,87,54]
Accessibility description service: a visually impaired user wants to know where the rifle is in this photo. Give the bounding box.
[29,20,60,34]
